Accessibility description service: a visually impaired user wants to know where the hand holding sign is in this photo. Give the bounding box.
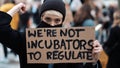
[92,40,103,64]
[26,27,102,64]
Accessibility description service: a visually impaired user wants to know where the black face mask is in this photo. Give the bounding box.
[37,21,63,28]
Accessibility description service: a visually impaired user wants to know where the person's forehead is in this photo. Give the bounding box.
[43,10,63,18]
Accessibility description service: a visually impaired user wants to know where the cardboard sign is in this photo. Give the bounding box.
[26,27,95,64]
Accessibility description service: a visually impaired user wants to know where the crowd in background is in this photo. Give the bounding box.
[0,0,119,68]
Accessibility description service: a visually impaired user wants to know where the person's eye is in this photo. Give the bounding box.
[55,19,61,23]
[45,17,51,22]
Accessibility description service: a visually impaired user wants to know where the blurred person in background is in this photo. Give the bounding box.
[73,0,96,27]
[97,5,111,45]
[73,4,95,27]
[103,10,120,68]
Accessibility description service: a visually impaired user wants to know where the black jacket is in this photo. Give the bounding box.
[103,26,120,68]
[0,11,101,68]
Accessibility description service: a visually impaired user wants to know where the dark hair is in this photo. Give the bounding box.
[80,0,85,4]
[74,4,94,26]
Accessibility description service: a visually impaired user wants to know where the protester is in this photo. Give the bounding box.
[0,0,102,68]
[103,10,120,68]
[73,4,95,27]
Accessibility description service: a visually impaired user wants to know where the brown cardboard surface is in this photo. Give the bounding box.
[26,27,95,64]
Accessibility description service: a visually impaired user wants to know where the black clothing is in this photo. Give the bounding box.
[103,26,120,68]
[0,11,48,68]
[54,62,101,68]
[0,11,101,68]
[18,12,30,31]
[37,21,62,28]
[3,44,8,58]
